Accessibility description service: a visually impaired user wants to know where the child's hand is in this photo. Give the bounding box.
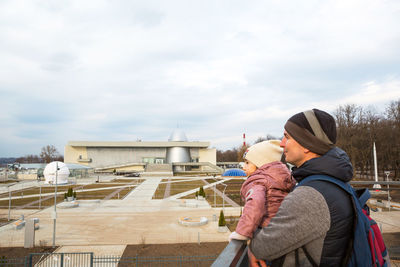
[228,231,249,242]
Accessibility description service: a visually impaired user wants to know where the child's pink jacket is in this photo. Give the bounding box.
[235,161,295,238]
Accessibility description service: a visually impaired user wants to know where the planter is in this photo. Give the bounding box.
[197,196,204,200]
[67,196,74,202]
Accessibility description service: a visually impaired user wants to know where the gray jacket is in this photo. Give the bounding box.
[250,147,354,266]
[250,186,330,266]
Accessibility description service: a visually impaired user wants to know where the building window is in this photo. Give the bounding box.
[155,158,164,164]
[143,158,165,164]
[143,158,154,164]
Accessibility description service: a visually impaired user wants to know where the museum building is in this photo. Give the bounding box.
[64,129,220,175]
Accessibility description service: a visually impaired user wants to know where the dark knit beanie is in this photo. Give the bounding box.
[284,109,336,155]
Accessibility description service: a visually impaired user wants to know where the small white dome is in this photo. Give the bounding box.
[168,129,188,142]
[43,161,69,184]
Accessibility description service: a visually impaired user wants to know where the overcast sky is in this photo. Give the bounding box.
[1,0,400,157]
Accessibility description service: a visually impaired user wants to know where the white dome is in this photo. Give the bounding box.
[168,129,188,142]
[43,161,69,185]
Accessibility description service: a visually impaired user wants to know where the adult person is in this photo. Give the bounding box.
[249,108,354,266]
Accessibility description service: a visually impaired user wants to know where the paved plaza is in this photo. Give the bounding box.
[1,175,399,258]
[0,176,237,256]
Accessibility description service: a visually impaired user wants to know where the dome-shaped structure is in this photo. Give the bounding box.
[168,128,188,142]
[166,128,191,164]
[222,169,247,177]
[43,161,69,184]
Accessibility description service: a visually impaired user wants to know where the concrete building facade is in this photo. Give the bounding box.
[64,129,220,175]
[65,141,215,167]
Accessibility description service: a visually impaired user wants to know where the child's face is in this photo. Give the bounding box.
[243,160,257,176]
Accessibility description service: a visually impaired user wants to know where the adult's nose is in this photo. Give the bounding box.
[280,137,286,148]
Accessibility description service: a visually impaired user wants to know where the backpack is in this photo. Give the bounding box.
[297,175,388,267]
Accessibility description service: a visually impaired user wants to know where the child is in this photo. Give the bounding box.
[229,140,295,242]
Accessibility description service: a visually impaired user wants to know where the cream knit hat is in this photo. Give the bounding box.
[244,140,283,168]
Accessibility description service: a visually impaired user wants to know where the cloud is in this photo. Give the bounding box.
[0,0,400,156]
[343,79,400,105]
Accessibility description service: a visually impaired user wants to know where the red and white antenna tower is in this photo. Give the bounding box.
[243,133,246,147]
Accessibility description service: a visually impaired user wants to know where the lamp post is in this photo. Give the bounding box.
[39,182,42,210]
[221,183,227,213]
[5,166,8,182]
[214,184,216,208]
[7,182,16,221]
[52,162,59,248]
[8,187,11,221]
[384,171,391,211]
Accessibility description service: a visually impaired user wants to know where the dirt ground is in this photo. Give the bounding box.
[121,242,228,257]
[0,242,227,257]
[119,242,228,267]
[0,246,57,265]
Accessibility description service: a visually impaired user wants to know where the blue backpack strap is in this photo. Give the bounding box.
[298,174,371,207]
[356,188,371,207]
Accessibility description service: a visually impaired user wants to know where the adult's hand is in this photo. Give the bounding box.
[248,249,267,267]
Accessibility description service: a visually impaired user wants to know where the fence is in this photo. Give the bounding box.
[0,253,218,267]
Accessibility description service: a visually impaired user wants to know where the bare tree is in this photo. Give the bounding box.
[217,148,239,162]
[334,104,362,171]
[237,144,249,162]
[40,145,61,163]
[383,100,400,179]
[335,100,399,180]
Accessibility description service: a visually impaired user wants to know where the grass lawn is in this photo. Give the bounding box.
[153,179,208,199]
[0,184,137,209]
[0,195,65,209]
[152,178,245,207]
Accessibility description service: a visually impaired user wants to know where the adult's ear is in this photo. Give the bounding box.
[304,148,321,159]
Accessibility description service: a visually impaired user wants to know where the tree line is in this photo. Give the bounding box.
[0,145,64,166]
[335,100,399,180]
[217,99,400,180]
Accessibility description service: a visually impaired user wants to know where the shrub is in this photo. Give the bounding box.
[218,210,226,226]
[66,187,76,199]
[67,187,73,197]
[199,186,206,198]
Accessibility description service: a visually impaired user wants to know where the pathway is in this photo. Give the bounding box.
[163,178,172,199]
[123,177,163,201]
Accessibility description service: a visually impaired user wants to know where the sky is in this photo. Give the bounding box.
[1,0,400,157]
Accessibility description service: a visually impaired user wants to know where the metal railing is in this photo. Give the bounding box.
[211,239,248,267]
[0,253,218,267]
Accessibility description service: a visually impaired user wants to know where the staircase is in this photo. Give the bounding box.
[142,164,173,177]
